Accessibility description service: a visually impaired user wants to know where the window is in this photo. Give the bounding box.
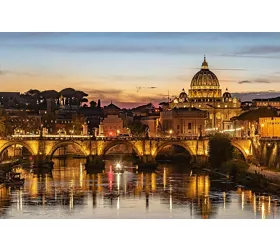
[188,123,192,130]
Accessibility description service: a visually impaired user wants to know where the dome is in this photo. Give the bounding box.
[179,88,188,99]
[223,88,231,98]
[173,97,179,103]
[190,57,219,89]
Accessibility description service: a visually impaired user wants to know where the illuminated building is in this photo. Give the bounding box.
[252,96,280,109]
[259,117,280,137]
[102,115,124,137]
[168,57,242,131]
[159,107,208,137]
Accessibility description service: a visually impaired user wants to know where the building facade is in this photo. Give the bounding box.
[252,97,280,109]
[259,117,280,137]
[102,115,124,137]
[159,107,208,137]
[167,57,242,131]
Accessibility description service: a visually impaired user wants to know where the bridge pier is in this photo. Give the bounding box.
[85,155,105,170]
[141,155,154,163]
[33,154,47,163]
[193,155,208,165]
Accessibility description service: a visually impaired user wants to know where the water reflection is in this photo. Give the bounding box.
[0,159,280,219]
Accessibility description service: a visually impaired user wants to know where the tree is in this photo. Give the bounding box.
[90,100,97,108]
[97,99,101,108]
[208,133,233,169]
[128,121,149,137]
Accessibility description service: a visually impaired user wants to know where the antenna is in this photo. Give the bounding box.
[168,90,169,103]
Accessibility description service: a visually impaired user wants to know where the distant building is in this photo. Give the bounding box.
[102,114,124,137]
[252,97,280,109]
[104,102,121,116]
[160,107,208,137]
[7,109,41,135]
[168,57,242,131]
[78,107,103,134]
[139,113,160,137]
[231,107,279,138]
[131,103,155,117]
[259,117,280,137]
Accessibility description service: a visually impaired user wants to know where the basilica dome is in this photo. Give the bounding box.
[179,89,188,99]
[190,57,219,89]
[223,88,231,98]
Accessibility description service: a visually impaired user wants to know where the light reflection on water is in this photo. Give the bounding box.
[0,158,279,219]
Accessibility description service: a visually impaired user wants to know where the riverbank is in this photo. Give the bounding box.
[248,165,280,182]
[202,164,280,196]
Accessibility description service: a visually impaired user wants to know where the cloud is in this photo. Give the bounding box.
[238,80,251,84]
[255,78,270,84]
[3,43,215,55]
[218,45,280,59]
[232,91,280,102]
[236,46,280,55]
[238,79,270,84]
[212,68,247,71]
[0,69,64,78]
[80,88,124,100]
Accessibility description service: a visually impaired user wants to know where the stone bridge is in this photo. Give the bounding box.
[0,135,254,163]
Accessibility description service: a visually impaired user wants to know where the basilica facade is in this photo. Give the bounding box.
[166,57,242,131]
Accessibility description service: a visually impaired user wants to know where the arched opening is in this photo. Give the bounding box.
[49,142,87,160]
[103,142,140,162]
[155,144,192,164]
[232,146,246,162]
[0,142,34,162]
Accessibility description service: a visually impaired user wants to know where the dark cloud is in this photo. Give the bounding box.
[79,87,166,108]
[236,46,280,55]
[255,79,270,84]
[238,80,251,84]
[232,91,280,102]
[81,88,124,100]
[238,79,270,84]
[218,53,280,59]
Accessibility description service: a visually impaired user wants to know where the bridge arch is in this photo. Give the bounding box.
[231,141,248,161]
[0,141,36,157]
[102,141,141,156]
[48,141,88,159]
[152,141,194,160]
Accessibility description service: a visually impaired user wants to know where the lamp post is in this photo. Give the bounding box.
[169,129,173,137]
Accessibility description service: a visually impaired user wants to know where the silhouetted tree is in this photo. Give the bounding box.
[90,100,97,108]
[98,99,101,108]
[128,121,149,137]
[208,133,233,169]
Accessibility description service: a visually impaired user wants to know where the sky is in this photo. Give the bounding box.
[1,32,280,108]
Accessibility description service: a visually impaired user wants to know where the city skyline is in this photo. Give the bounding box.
[1,32,280,108]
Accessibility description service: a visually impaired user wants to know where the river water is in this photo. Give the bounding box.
[0,158,279,219]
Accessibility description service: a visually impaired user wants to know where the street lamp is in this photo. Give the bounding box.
[169,129,173,137]
[261,123,264,137]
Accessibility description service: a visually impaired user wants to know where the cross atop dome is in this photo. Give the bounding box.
[201,55,209,69]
